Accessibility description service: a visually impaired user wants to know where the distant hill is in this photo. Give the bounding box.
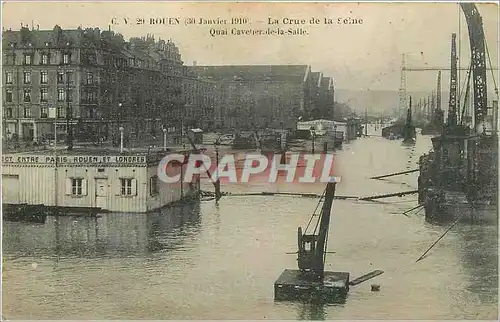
[336,88,499,118]
[335,89,453,116]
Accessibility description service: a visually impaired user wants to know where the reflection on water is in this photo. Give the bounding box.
[457,224,498,305]
[296,302,327,320]
[3,202,201,259]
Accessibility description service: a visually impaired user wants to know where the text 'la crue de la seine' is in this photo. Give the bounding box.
[113,16,363,37]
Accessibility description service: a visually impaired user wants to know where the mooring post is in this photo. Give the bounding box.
[214,141,222,202]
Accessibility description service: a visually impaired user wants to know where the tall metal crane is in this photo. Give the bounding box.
[460,3,489,133]
[402,4,491,134]
[447,33,459,128]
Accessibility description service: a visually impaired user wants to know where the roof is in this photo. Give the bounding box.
[188,65,309,82]
[321,77,331,89]
[311,72,321,88]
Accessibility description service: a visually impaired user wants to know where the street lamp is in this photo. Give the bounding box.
[310,126,316,154]
[117,102,123,129]
[119,126,124,153]
[163,127,167,151]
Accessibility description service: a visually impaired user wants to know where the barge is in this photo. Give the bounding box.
[418,130,498,224]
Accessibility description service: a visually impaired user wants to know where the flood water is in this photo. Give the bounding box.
[2,126,498,319]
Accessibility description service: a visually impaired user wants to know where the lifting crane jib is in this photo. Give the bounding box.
[297,181,337,279]
[460,3,488,132]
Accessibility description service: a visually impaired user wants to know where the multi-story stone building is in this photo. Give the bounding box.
[182,65,219,131]
[189,65,335,131]
[2,26,184,143]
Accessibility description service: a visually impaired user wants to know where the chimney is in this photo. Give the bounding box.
[193,61,197,66]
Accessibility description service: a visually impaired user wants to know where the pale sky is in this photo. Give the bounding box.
[2,1,499,93]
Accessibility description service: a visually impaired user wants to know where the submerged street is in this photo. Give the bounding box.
[2,128,498,319]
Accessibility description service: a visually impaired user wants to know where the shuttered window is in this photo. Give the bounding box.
[150,176,159,196]
[65,178,88,196]
[119,178,137,196]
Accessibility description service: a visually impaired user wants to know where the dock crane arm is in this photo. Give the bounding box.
[460,3,488,133]
[297,181,337,279]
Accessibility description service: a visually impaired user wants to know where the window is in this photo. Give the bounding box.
[120,178,137,196]
[57,88,65,101]
[23,71,31,84]
[66,71,73,83]
[57,71,64,84]
[23,89,31,102]
[86,91,95,102]
[5,108,13,118]
[23,107,31,118]
[6,53,16,65]
[40,71,48,84]
[57,106,65,118]
[66,178,87,196]
[5,89,13,102]
[5,71,13,84]
[121,178,132,195]
[41,53,49,65]
[72,178,83,195]
[150,176,159,196]
[24,54,32,65]
[62,53,71,65]
[40,89,48,102]
[41,106,48,118]
[86,72,94,84]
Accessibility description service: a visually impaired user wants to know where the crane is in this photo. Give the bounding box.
[274,179,384,302]
[403,4,494,134]
[297,181,337,279]
[460,3,490,133]
[447,33,459,128]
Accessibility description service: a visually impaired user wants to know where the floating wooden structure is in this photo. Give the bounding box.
[2,203,49,224]
[370,168,419,180]
[358,190,418,201]
[349,270,384,286]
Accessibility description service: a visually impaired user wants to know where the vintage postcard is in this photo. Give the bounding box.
[1,1,499,320]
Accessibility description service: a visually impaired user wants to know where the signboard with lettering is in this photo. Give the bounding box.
[1,154,153,165]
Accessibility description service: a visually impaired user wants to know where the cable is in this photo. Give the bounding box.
[304,187,326,233]
[484,38,499,100]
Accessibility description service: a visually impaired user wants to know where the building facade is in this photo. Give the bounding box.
[188,65,335,131]
[2,26,338,141]
[182,66,218,131]
[2,26,184,143]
